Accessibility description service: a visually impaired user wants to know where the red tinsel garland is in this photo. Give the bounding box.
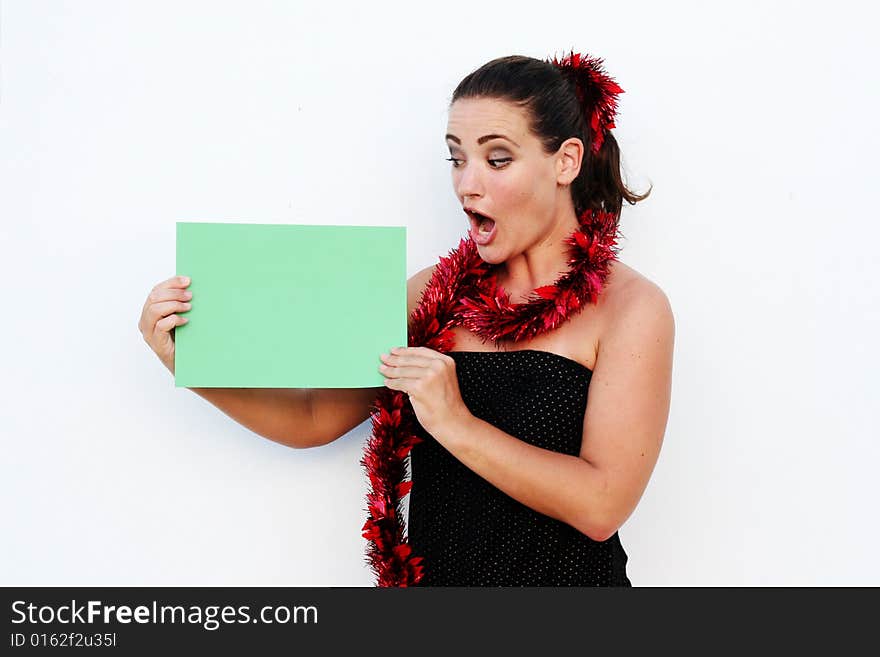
[360,209,620,586]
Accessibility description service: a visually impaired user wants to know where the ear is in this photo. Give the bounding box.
[556,137,584,186]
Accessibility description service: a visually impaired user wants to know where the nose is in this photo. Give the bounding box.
[454,161,484,202]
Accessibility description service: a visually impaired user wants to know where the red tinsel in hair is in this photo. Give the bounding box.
[549,51,624,154]
[360,209,620,586]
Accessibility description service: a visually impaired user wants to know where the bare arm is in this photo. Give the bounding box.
[187,385,381,449]
[141,267,437,449]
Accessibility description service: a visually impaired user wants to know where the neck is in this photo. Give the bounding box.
[496,208,581,302]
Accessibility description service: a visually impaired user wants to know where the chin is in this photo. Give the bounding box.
[474,243,507,265]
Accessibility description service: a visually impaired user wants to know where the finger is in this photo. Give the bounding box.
[140,292,190,336]
[382,354,450,381]
[148,300,192,324]
[391,346,444,360]
[153,301,190,326]
[155,314,188,334]
[157,275,191,290]
[383,377,418,393]
[147,287,193,307]
[142,277,191,314]
[381,351,435,368]
[379,363,426,380]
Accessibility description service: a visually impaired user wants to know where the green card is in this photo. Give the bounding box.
[174,222,407,388]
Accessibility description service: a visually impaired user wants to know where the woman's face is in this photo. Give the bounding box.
[446,97,570,264]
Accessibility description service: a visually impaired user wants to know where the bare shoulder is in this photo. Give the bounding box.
[598,260,675,340]
[407,264,437,316]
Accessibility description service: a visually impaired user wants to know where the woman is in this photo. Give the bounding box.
[138,52,674,587]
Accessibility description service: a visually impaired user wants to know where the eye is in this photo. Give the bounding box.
[446,157,463,168]
[488,158,512,168]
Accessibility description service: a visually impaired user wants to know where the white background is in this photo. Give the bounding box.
[2,0,877,586]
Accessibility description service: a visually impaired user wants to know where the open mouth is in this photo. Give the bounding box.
[464,208,498,245]
[465,208,496,234]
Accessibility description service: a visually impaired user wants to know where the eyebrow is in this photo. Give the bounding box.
[445,133,520,147]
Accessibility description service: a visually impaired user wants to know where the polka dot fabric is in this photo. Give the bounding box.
[408,350,631,587]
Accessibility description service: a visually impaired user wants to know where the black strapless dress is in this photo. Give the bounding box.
[408,349,631,587]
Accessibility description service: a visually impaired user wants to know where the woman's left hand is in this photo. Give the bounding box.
[379,347,472,437]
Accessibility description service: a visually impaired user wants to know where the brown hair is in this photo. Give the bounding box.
[451,55,651,219]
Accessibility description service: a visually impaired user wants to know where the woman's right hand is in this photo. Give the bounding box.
[138,275,192,374]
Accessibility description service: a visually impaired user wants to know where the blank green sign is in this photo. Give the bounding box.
[174,222,407,388]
